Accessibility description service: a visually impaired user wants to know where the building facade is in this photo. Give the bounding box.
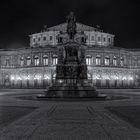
[0,22,140,89]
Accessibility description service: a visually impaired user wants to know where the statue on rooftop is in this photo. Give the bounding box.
[66,12,77,40]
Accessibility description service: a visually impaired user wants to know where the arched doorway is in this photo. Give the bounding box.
[34,75,39,88]
[96,79,101,88]
[43,75,50,88]
[95,74,101,88]
[114,79,117,88]
[10,75,15,88]
[34,74,42,88]
[122,77,127,88]
[17,76,22,88]
[106,79,110,88]
[26,75,30,88]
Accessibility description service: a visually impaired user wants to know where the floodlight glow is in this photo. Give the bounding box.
[34,75,42,80]
[25,75,30,80]
[10,75,15,80]
[128,76,133,80]
[58,79,63,83]
[104,76,110,80]
[17,76,22,80]
[114,76,118,80]
[44,75,50,80]
[95,76,101,80]
[101,74,110,80]
[122,77,126,80]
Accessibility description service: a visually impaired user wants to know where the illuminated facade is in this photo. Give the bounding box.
[0,22,140,88]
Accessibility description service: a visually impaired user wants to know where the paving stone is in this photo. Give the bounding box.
[1,90,140,139]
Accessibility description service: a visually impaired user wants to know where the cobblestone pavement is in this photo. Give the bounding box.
[0,89,140,139]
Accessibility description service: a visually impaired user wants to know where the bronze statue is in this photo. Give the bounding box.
[66,12,77,40]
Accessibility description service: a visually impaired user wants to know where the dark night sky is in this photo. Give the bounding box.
[0,0,140,49]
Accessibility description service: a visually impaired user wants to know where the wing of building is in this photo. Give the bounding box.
[0,21,140,89]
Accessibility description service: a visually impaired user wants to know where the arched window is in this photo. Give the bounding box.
[120,57,124,66]
[34,55,39,66]
[52,55,58,65]
[108,38,111,43]
[26,56,31,66]
[113,56,117,66]
[6,59,10,66]
[38,37,41,42]
[134,58,138,67]
[43,55,48,65]
[91,36,94,41]
[20,57,24,66]
[96,55,101,65]
[43,36,46,41]
[81,37,86,43]
[58,37,63,43]
[33,38,36,43]
[49,36,53,41]
[86,55,92,65]
[105,56,110,66]
[98,36,101,42]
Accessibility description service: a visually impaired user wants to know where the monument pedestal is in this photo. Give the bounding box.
[37,12,106,99]
[44,83,98,98]
[41,41,101,98]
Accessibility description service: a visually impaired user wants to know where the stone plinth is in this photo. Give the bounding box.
[42,41,99,98]
[45,83,98,98]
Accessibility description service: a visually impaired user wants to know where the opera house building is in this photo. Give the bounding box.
[0,19,140,89]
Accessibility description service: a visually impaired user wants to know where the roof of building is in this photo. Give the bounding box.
[47,22,96,32]
[30,22,114,37]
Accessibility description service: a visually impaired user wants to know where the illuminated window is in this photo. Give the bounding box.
[86,56,92,65]
[113,56,117,66]
[120,57,124,66]
[53,73,56,80]
[96,55,101,65]
[20,57,24,66]
[105,56,110,66]
[26,56,31,66]
[87,73,92,80]
[34,55,39,66]
[52,55,58,65]
[43,55,48,65]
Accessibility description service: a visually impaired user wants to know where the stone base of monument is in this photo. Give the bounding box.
[37,84,107,99]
